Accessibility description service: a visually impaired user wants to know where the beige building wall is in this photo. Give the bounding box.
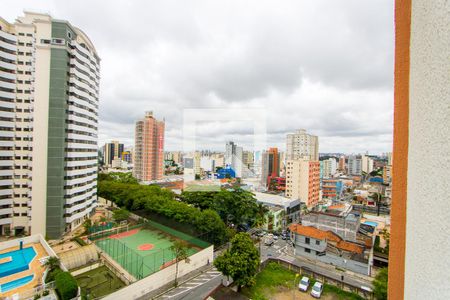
[286,129,319,161]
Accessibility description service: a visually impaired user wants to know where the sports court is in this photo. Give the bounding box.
[92,221,208,279]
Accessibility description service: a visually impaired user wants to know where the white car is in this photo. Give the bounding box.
[310,281,323,298]
[298,276,310,292]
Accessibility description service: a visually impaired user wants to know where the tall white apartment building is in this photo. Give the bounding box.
[322,158,337,178]
[361,155,374,174]
[286,129,319,161]
[348,155,362,175]
[0,12,100,238]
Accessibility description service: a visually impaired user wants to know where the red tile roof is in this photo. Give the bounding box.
[289,224,364,254]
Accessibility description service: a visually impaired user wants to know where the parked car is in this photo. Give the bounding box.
[310,282,323,298]
[264,236,274,246]
[298,276,310,292]
[273,235,279,240]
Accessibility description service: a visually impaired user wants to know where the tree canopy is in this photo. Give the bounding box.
[180,188,259,228]
[98,178,228,245]
[214,232,260,290]
[373,267,388,300]
[112,208,130,222]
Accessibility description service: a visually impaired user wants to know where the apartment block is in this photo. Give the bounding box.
[0,12,100,238]
[347,155,362,175]
[285,159,320,208]
[260,148,280,188]
[133,111,165,181]
[286,129,319,161]
[103,140,124,166]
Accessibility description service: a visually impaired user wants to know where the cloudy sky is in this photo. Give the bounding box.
[3,0,394,154]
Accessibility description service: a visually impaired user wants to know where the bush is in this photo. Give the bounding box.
[55,272,78,300]
[45,267,62,283]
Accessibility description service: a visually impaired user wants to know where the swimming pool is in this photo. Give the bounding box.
[363,221,378,227]
[0,275,34,293]
[0,247,37,278]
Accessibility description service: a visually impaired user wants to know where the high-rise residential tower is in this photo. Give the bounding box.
[348,155,362,175]
[133,111,165,181]
[103,140,124,166]
[261,148,280,187]
[0,12,100,238]
[285,158,320,208]
[286,129,319,161]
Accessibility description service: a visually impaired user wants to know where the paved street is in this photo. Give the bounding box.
[156,268,223,300]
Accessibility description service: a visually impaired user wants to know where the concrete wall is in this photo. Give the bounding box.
[102,245,214,300]
[402,0,450,299]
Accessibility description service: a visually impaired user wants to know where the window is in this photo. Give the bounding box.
[305,237,310,244]
[304,248,311,253]
[316,240,320,245]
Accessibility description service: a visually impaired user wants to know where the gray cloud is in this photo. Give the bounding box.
[2,0,394,154]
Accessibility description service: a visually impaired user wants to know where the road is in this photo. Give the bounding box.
[156,268,223,300]
[155,235,372,299]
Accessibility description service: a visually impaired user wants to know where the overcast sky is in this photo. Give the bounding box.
[3,0,394,154]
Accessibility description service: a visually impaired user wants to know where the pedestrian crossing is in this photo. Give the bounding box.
[158,269,222,299]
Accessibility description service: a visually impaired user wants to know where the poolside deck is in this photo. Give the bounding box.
[0,243,47,298]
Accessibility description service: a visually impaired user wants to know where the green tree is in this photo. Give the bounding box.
[373,267,388,300]
[214,232,260,291]
[255,203,269,228]
[113,208,130,222]
[83,219,92,233]
[44,256,60,271]
[370,192,385,216]
[170,240,190,286]
[55,272,78,300]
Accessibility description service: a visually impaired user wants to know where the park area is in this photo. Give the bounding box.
[241,262,364,300]
[75,266,125,298]
[90,221,208,279]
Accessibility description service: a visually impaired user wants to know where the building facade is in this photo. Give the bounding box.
[224,141,243,177]
[289,224,372,275]
[285,159,320,207]
[0,12,100,238]
[286,129,319,161]
[347,155,362,175]
[260,148,280,188]
[103,140,124,166]
[361,155,374,174]
[133,111,165,181]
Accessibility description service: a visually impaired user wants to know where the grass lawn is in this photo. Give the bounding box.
[75,266,125,299]
[241,262,364,300]
[241,262,298,300]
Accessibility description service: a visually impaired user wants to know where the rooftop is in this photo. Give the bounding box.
[289,224,365,254]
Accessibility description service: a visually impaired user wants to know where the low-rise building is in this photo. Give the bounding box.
[289,224,373,275]
[253,192,301,225]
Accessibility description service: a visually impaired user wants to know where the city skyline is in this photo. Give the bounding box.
[2,1,394,154]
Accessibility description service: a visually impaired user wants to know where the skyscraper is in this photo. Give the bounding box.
[0,12,100,238]
[103,141,124,166]
[261,148,280,188]
[286,129,319,161]
[133,111,165,181]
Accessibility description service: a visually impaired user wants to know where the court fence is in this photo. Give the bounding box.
[87,220,210,280]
